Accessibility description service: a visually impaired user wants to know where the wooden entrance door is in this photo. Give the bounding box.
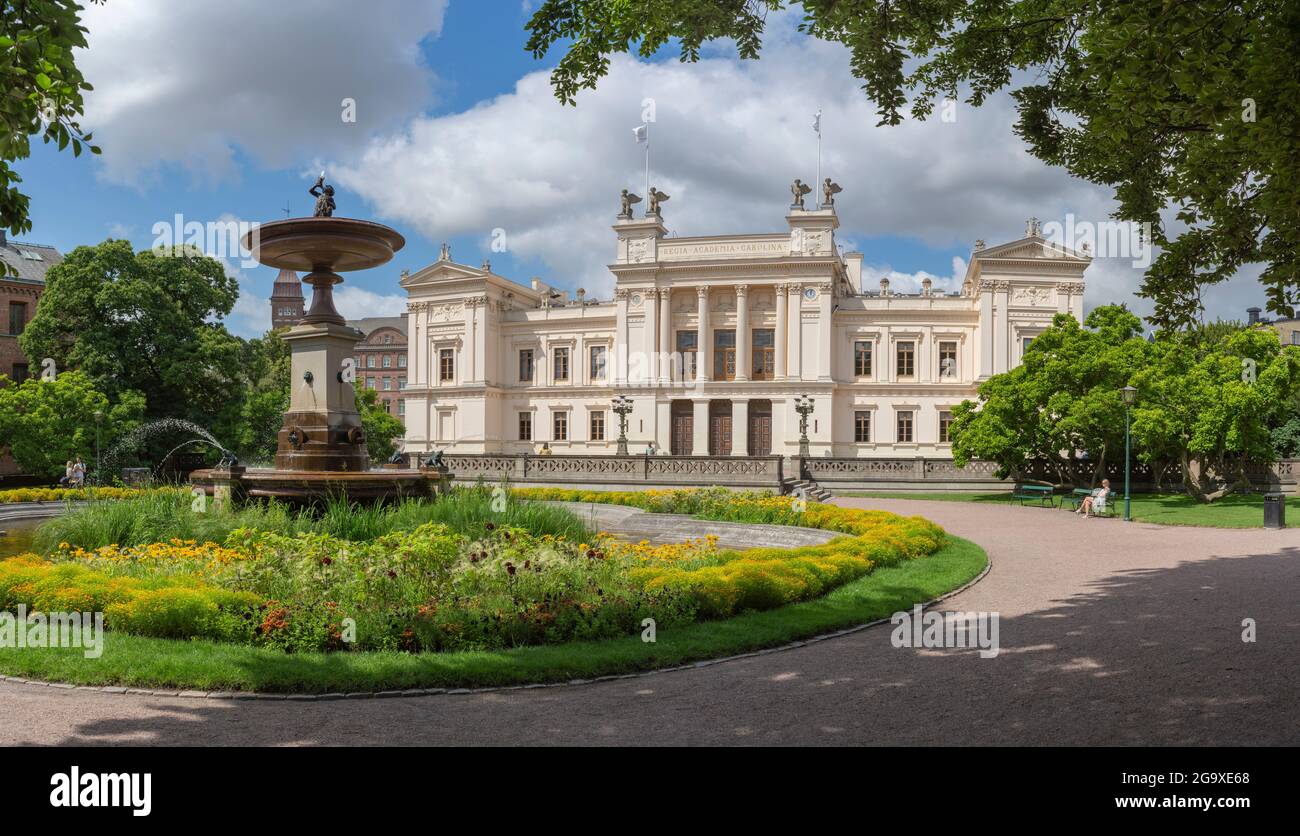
[670,402,693,456]
[708,401,732,456]
[748,401,772,456]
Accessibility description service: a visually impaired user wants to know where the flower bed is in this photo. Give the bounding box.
[1,489,946,655]
[0,486,166,504]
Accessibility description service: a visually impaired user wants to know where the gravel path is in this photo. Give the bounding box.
[2,497,1296,746]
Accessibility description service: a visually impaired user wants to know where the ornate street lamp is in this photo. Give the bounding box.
[794,394,815,458]
[612,395,634,456]
[1121,385,1138,521]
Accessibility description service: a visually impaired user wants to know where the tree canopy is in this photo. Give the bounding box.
[950,304,1300,501]
[0,0,102,273]
[525,0,1300,327]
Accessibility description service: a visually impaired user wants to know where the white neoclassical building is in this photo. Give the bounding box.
[400,197,1088,461]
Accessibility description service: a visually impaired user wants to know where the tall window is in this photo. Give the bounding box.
[854,341,873,377]
[367,378,377,390]
[367,355,376,368]
[590,345,607,381]
[677,331,698,378]
[11,364,28,384]
[398,377,406,390]
[590,410,606,441]
[518,412,532,441]
[398,354,407,368]
[752,329,775,379]
[939,341,958,379]
[897,410,914,443]
[7,302,25,336]
[439,348,454,382]
[939,410,954,443]
[519,349,534,383]
[854,411,871,443]
[397,399,405,417]
[383,377,392,391]
[383,355,392,368]
[553,347,570,382]
[713,329,736,380]
[896,342,915,378]
[553,411,568,441]
[1022,335,1035,354]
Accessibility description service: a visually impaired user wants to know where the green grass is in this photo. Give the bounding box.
[840,490,1299,528]
[0,536,987,693]
[30,487,594,553]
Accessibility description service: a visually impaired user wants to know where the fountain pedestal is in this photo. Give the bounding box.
[276,321,368,472]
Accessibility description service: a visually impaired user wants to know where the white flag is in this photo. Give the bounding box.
[813,109,822,135]
[633,124,648,144]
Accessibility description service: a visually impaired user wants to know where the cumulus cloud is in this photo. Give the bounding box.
[78,0,447,185]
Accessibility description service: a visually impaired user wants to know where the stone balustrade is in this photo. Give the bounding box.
[439,453,786,491]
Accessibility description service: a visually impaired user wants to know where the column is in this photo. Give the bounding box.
[735,285,750,381]
[464,301,478,385]
[615,289,629,384]
[993,281,1010,374]
[817,283,833,381]
[788,285,803,380]
[655,399,672,451]
[731,399,748,456]
[658,289,672,383]
[775,284,788,380]
[692,399,709,455]
[978,282,994,379]
[1055,282,1070,316]
[697,286,711,383]
[645,288,658,384]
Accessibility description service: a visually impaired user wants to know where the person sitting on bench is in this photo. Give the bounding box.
[1076,479,1111,517]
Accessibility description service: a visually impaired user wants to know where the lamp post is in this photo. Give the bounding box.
[93,410,104,486]
[612,395,634,456]
[794,395,815,459]
[1121,385,1137,521]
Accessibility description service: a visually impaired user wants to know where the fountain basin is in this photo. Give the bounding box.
[245,217,406,273]
[190,466,447,504]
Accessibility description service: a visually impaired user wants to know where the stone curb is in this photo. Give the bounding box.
[0,553,992,702]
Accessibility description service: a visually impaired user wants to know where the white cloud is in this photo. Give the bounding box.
[335,285,407,320]
[78,0,447,185]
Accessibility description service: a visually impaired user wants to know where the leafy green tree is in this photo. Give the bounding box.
[233,330,290,464]
[0,369,141,479]
[356,387,403,462]
[19,240,245,444]
[0,0,103,272]
[526,0,1300,326]
[950,305,1145,485]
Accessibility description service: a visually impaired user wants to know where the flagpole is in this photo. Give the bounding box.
[645,123,650,203]
[815,108,822,206]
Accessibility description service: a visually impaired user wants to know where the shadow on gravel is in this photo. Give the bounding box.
[21,547,1300,746]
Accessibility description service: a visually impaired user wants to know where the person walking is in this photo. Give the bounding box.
[71,457,86,488]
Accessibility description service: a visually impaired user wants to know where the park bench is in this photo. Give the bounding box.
[1011,483,1056,507]
[1064,487,1118,517]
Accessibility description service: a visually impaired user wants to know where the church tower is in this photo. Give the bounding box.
[269,268,304,329]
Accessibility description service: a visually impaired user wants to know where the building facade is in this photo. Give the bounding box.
[349,316,408,423]
[400,199,1088,459]
[1,233,64,476]
[269,268,305,329]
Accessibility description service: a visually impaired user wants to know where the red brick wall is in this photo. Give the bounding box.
[0,279,43,475]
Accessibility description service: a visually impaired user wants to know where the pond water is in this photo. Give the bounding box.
[0,520,42,559]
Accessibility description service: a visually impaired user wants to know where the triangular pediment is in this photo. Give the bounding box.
[400,259,487,288]
[975,236,1091,262]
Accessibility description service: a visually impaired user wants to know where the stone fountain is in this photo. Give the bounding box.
[191,177,442,503]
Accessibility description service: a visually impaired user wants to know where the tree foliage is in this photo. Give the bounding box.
[0,0,103,273]
[357,386,404,462]
[951,305,1300,501]
[525,0,1300,326]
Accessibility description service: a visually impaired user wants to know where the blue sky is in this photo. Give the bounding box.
[14,0,1260,336]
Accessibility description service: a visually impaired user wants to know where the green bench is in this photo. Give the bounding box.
[1064,487,1118,516]
[1011,483,1056,507]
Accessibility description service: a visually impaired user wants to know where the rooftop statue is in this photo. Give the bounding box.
[791,178,812,208]
[619,188,642,219]
[648,186,670,217]
[822,178,843,206]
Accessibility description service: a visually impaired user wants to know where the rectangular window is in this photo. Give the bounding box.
[1022,335,1035,354]
[398,377,406,390]
[553,347,570,382]
[752,329,775,380]
[398,354,407,368]
[939,341,958,379]
[553,411,568,441]
[439,349,454,382]
[518,412,532,441]
[854,411,871,443]
[366,355,376,369]
[590,345,607,381]
[8,302,25,336]
[590,410,606,441]
[939,410,954,443]
[519,349,534,383]
[713,329,736,380]
[897,410,914,443]
[11,364,28,384]
[366,378,377,390]
[896,342,915,378]
[382,377,392,391]
[854,341,873,377]
[677,330,697,378]
[397,399,405,416]
[383,355,392,368]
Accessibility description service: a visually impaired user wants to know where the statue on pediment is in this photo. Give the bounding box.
[619,189,642,219]
[822,178,842,206]
[791,178,811,208]
[648,187,670,217]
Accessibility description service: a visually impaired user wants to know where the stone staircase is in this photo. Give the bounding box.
[783,478,833,502]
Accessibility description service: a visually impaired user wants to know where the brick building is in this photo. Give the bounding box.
[1,232,64,476]
[349,316,408,424]
[269,268,305,329]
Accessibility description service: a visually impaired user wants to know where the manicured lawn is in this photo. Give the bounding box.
[0,536,987,693]
[841,491,1298,528]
